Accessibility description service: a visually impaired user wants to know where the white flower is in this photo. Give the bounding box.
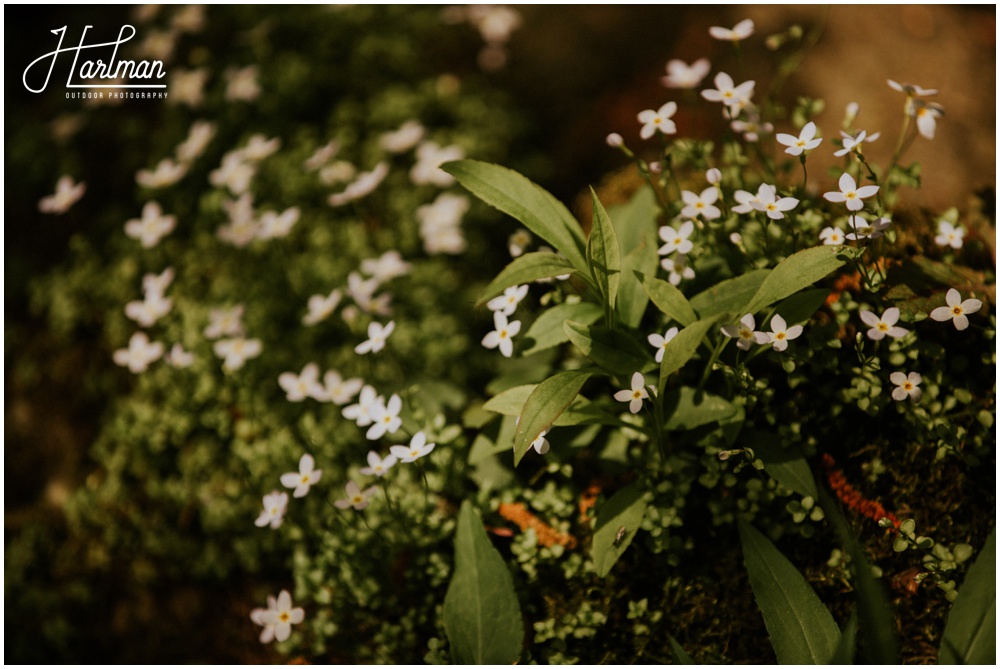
[765,314,803,352]
[508,229,532,258]
[280,454,323,498]
[859,307,908,340]
[143,266,175,296]
[328,162,389,206]
[361,250,412,284]
[318,160,356,186]
[680,188,721,221]
[887,79,939,97]
[648,327,679,363]
[661,58,711,89]
[125,201,177,248]
[176,120,217,163]
[614,371,649,414]
[355,320,395,355]
[136,158,187,189]
[637,102,678,139]
[389,431,436,463]
[366,394,403,440]
[225,65,261,102]
[257,590,304,643]
[334,480,377,510]
[125,292,173,328]
[410,142,465,186]
[529,429,550,455]
[168,67,209,108]
[606,132,624,147]
[213,337,262,371]
[322,370,363,406]
[934,221,965,249]
[343,385,380,427]
[417,193,470,255]
[379,120,425,153]
[660,254,695,285]
[249,595,278,644]
[257,207,300,240]
[732,187,768,214]
[846,214,892,241]
[890,371,923,403]
[303,141,340,172]
[721,313,769,350]
[753,184,799,220]
[210,151,256,195]
[705,168,722,185]
[302,289,343,326]
[38,176,87,214]
[204,305,245,339]
[776,121,822,156]
[819,227,846,245]
[113,332,164,373]
[487,284,529,316]
[278,363,327,402]
[254,491,288,529]
[730,114,772,142]
[482,311,521,358]
[345,272,391,315]
[709,18,754,42]
[241,133,281,161]
[171,5,206,34]
[823,173,879,212]
[930,288,982,331]
[658,221,695,255]
[701,72,755,110]
[911,99,944,140]
[360,450,398,477]
[165,343,195,368]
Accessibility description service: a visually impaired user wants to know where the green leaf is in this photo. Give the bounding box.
[610,188,660,329]
[443,502,524,664]
[521,301,603,356]
[658,317,718,389]
[587,189,622,314]
[513,371,592,466]
[564,320,651,376]
[592,482,648,577]
[477,252,579,305]
[940,529,996,664]
[608,185,658,253]
[668,635,696,663]
[751,436,819,498]
[690,269,770,319]
[617,235,658,328]
[637,271,698,326]
[482,382,615,427]
[739,521,840,664]
[827,611,858,664]
[443,159,588,272]
[662,386,737,431]
[771,288,829,327]
[745,246,848,315]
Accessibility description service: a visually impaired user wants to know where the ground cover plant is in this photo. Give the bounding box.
[5,5,995,664]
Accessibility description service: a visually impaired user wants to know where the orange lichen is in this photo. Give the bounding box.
[498,502,577,549]
[822,453,900,529]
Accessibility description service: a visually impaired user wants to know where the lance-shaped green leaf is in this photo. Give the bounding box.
[617,234,658,328]
[739,521,840,664]
[940,528,995,664]
[827,611,858,664]
[658,317,718,389]
[477,252,579,305]
[564,320,650,376]
[752,437,819,499]
[587,189,622,314]
[691,269,770,319]
[442,159,588,272]
[513,371,593,466]
[669,635,696,664]
[443,502,524,664]
[770,288,829,328]
[637,271,698,326]
[483,382,615,427]
[521,301,603,356]
[592,482,648,577]
[661,386,737,431]
[744,246,848,315]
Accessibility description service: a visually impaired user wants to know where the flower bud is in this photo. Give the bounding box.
[606,132,623,148]
[706,168,722,185]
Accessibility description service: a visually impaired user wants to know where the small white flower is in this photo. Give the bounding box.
[934,221,965,249]
[250,596,278,644]
[890,371,923,403]
[701,72,755,110]
[846,214,892,241]
[379,120,425,153]
[637,102,678,139]
[819,227,846,245]
[366,394,403,440]
[508,229,532,258]
[303,141,340,172]
[776,121,822,156]
[257,207,300,240]
[389,431,436,463]
[142,267,175,298]
[241,133,281,161]
[125,292,173,328]
[529,429,550,455]
[322,370,364,406]
[606,132,624,147]
[280,454,323,498]
[345,272,391,315]
[705,168,722,185]
[168,67,209,108]
[225,65,260,102]
[361,250,412,284]
[833,129,878,157]
[482,311,521,358]
[360,450,398,477]
[343,385,380,427]
[647,327,679,363]
[301,289,342,326]
[213,337,262,371]
[614,371,649,414]
[658,221,695,255]
[355,320,395,355]
[765,314,803,352]
[680,188,721,221]
[730,114,772,142]
[823,173,879,212]
[278,363,327,402]
[732,187,767,214]
[254,491,288,529]
[753,184,799,220]
[660,254,695,285]
[661,58,711,89]
[124,201,176,248]
[113,332,164,373]
[911,99,944,140]
[859,307,908,340]
[136,158,187,189]
[334,480,377,510]
[328,162,389,206]
[410,141,465,187]
[930,288,982,331]
[209,151,256,195]
[721,313,769,350]
[257,590,304,643]
[709,18,754,42]
[487,284,529,316]
[417,193,470,255]
[204,305,245,339]
[176,120,216,163]
[887,79,939,97]
[165,343,195,368]
[318,160,356,185]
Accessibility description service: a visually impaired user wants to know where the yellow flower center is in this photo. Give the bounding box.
[952,306,963,316]
[632,390,643,400]
[878,323,889,332]
[279,612,290,623]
